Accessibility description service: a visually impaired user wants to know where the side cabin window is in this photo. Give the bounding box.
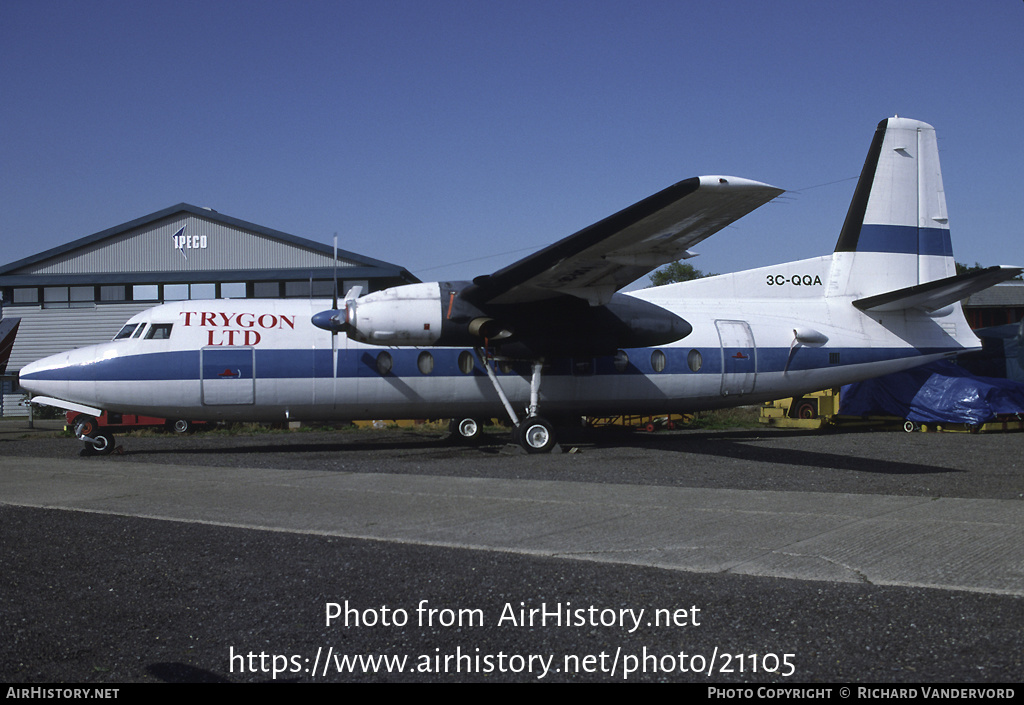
[145,323,174,340]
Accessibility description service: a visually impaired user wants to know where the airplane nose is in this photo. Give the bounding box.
[18,352,73,398]
[18,344,108,401]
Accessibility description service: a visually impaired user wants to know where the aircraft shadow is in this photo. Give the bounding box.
[119,426,958,477]
[123,433,458,458]
[566,426,961,476]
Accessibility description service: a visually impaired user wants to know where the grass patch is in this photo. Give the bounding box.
[682,406,762,430]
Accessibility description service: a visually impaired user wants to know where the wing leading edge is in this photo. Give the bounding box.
[461,175,783,307]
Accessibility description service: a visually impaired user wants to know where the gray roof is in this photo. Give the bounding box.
[0,203,419,287]
[963,282,1024,308]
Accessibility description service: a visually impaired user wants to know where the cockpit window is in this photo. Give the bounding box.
[114,324,138,340]
[132,324,147,338]
[145,323,173,340]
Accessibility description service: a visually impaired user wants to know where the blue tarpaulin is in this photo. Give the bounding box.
[841,360,1024,426]
[961,323,1024,382]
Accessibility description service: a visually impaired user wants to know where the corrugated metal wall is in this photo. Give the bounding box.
[3,304,149,416]
[7,304,149,368]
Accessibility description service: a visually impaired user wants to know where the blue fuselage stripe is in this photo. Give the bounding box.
[21,345,959,383]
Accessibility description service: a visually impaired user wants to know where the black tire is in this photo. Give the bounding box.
[795,401,817,419]
[449,417,482,443]
[83,431,116,456]
[517,416,556,454]
[171,419,192,434]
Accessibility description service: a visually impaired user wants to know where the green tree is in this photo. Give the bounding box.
[955,261,1021,280]
[649,261,715,287]
[955,261,986,276]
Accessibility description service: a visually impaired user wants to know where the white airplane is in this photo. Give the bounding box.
[19,117,1022,454]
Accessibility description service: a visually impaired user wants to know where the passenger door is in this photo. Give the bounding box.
[716,320,756,397]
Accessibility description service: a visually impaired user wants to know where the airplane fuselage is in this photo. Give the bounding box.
[19,118,1014,453]
[19,254,976,425]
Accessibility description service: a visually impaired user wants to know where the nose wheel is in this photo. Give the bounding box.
[80,431,116,455]
[74,416,117,455]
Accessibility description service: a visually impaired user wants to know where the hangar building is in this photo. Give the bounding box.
[0,203,418,416]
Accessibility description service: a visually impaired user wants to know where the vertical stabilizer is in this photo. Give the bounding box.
[829,117,955,298]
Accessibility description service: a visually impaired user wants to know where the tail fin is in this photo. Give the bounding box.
[829,116,1022,309]
[829,116,956,298]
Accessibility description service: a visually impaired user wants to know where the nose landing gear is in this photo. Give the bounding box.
[74,417,117,456]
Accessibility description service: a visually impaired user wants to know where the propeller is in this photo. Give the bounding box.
[312,235,362,334]
[310,235,364,379]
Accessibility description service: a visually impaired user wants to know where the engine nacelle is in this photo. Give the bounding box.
[312,281,691,355]
[346,282,444,345]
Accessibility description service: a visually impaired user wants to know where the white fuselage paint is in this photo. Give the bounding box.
[18,254,978,424]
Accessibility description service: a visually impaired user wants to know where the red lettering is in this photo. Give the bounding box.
[186,311,293,331]
[206,330,222,346]
[244,330,262,345]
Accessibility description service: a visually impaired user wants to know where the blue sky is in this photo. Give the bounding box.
[2,1,1022,285]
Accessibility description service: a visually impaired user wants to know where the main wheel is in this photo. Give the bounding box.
[171,419,192,434]
[517,416,556,454]
[450,417,482,443]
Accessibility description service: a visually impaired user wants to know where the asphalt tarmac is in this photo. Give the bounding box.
[1,420,1021,683]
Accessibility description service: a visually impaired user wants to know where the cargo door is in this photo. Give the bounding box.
[201,347,255,405]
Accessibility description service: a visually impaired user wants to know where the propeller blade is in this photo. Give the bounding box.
[343,285,362,303]
[332,234,339,311]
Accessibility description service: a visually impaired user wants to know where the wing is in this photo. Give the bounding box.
[461,175,783,306]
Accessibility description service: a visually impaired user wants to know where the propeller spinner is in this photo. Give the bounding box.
[311,286,362,334]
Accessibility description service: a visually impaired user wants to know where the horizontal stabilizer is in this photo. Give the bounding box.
[853,266,1023,313]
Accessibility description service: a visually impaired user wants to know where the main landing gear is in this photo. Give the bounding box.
[512,415,557,453]
[449,417,483,443]
[473,349,558,454]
